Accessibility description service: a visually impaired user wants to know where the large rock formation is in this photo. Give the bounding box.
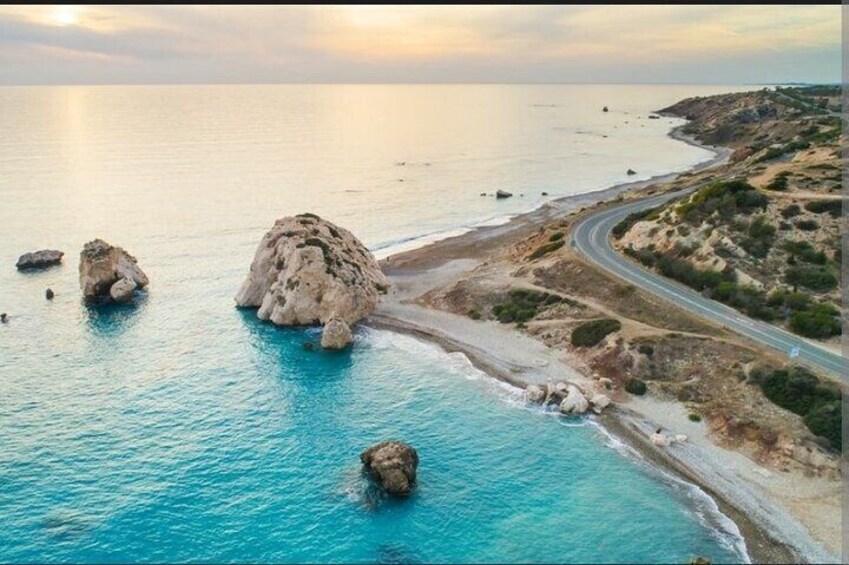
[234,214,388,343]
[559,385,589,414]
[79,239,148,302]
[360,441,419,497]
[16,250,63,271]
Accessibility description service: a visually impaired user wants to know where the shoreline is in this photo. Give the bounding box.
[369,120,837,564]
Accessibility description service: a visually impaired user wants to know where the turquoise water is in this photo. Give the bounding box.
[0,84,754,563]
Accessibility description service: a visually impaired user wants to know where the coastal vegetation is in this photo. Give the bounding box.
[625,378,647,396]
[570,318,621,347]
[528,239,565,260]
[492,288,564,324]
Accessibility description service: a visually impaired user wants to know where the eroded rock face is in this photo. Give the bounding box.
[360,441,418,497]
[79,239,148,302]
[525,384,547,404]
[235,214,388,331]
[109,277,138,303]
[16,250,64,270]
[559,385,589,414]
[320,315,353,350]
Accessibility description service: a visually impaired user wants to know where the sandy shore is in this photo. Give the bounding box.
[367,125,840,563]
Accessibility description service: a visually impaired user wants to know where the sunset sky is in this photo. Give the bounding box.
[0,5,840,84]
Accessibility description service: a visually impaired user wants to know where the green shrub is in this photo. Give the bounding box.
[549,232,564,242]
[753,366,840,416]
[804,200,842,218]
[784,265,838,292]
[467,309,481,320]
[492,289,563,324]
[529,240,565,260]
[780,204,802,219]
[656,255,729,291]
[638,344,654,357]
[804,401,842,451]
[766,173,790,191]
[688,413,702,423]
[675,180,766,225]
[612,206,663,239]
[789,303,841,338]
[782,240,828,264]
[571,318,622,347]
[794,219,819,231]
[625,378,647,396]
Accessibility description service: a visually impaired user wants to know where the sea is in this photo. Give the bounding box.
[0,84,757,563]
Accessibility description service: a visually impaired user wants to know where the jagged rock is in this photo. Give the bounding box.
[495,190,513,199]
[79,240,148,302]
[16,250,64,271]
[559,385,589,414]
[234,214,388,344]
[109,277,138,303]
[45,288,54,300]
[525,384,547,404]
[360,441,418,497]
[321,315,353,350]
[590,394,611,413]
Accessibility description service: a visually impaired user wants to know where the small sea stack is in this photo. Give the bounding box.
[627,169,637,175]
[79,239,148,303]
[45,288,54,300]
[602,106,609,112]
[495,190,513,199]
[16,250,64,271]
[234,213,389,349]
[360,441,419,497]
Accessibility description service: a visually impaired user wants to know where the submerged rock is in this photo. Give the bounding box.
[360,441,418,497]
[16,250,64,271]
[234,214,388,344]
[321,315,353,350]
[79,239,148,302]
[495,190,513,199]
[559,385,589,414]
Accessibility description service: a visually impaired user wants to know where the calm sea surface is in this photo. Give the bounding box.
[0,84,754,563]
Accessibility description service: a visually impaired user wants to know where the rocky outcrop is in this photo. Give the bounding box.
[525,384,547,404]
[79,240,148,302]
[559,385,589,414]
[234,214,388,340]
[360,441,418,497]
[320,315,353,350]
[590,394,610,414]
[109,277,138,303]
[16,250,63,271]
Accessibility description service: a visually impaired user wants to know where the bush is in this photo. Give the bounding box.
[638,344,654,357]
[529,240,565,260]
[625,378,647,396]
[794,219,819,231]
[804,401,842,451]
[492,289,562,324]
[780,204,801,219]
[612,206,662,239]
[766,172,790,191]
[675,180,766,225]
[753,366,840,416]
[782,240,827,265]
[549,232,564,242]
[789,303,842,338]
[571,318,622,347]
[784,265,838,292]
[688,413,702,423]
[804,200,842,218]
[467,309,481,320]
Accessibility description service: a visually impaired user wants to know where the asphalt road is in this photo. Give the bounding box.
[571,190,846,378]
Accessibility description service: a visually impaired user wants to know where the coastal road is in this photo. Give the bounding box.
[571,191,847,379]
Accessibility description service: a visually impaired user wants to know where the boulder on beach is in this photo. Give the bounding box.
[525,384,547,404]
[360,441,419,497]
[16,250,64,271]
[234,214,388,344]
[590,393,611,413]
[495,190,513,199]
[559,385,589,414]
[321,315,354,350]
[79,240,148,302]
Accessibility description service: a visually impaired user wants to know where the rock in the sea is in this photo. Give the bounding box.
[626,169,637,176]
[360,441,419,497]
[495,190,513,199]
[690,557,711,565]
[590,393,611,414]
[79,240,148,302]
[109,277,138,303]
[0,313,7,323]
[16,250,64,271]
[321,315,353,350]
[525,384,547,404]
[45,288,54,300]
[603,106,609,112]
[234,214,389,339]
[559,385,589,414]
[648,115,660,119]
[302,342,316,352]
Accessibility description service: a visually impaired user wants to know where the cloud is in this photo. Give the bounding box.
[0,5,839,84]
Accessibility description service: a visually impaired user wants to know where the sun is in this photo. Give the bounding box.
[49,6,79,27]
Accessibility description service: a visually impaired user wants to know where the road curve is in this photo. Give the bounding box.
[571,190,846,379]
